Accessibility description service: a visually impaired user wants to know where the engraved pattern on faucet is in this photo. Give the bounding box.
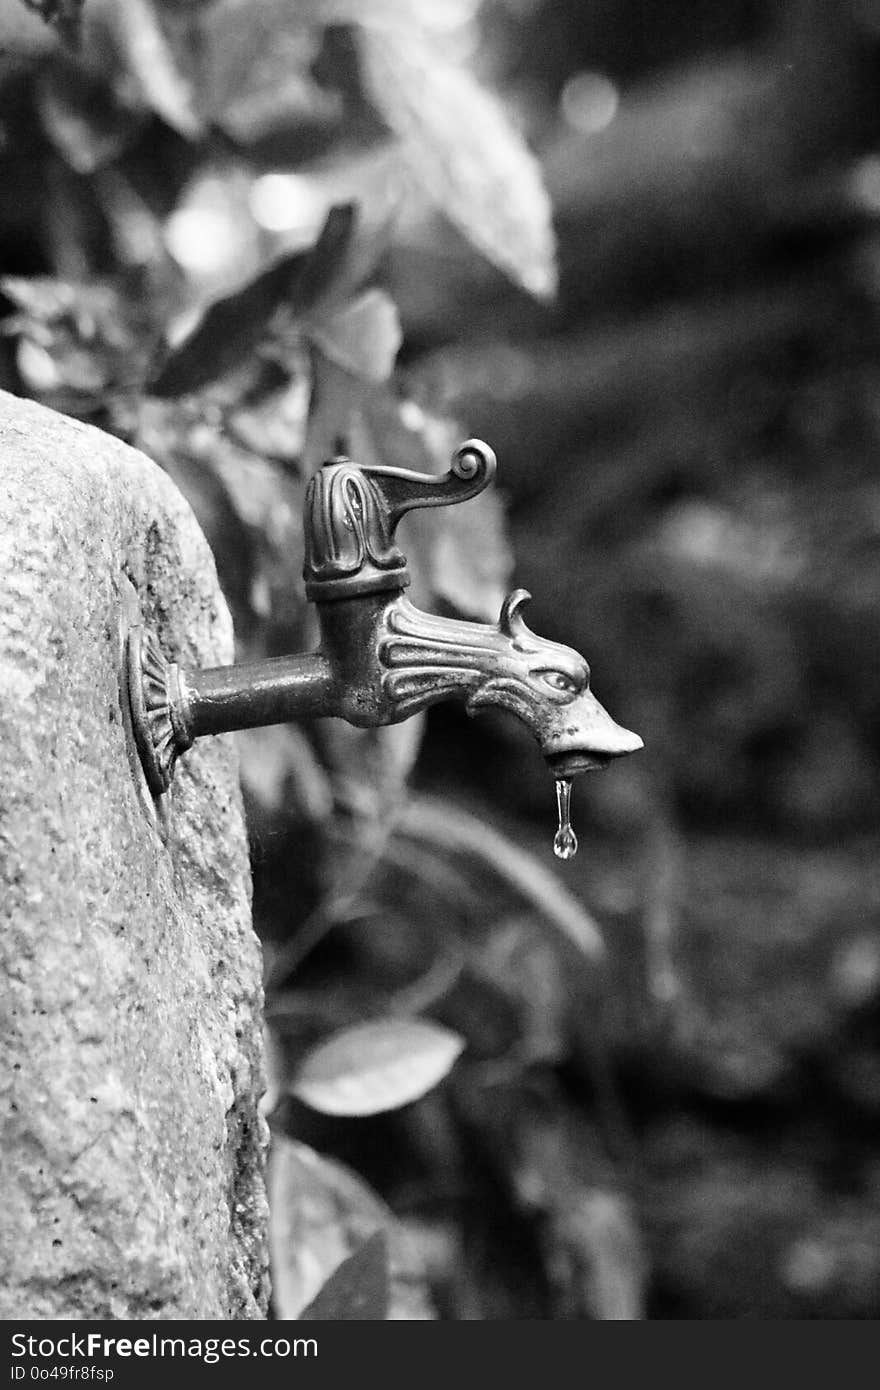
[304,464,404,581]
[379,592,587,721]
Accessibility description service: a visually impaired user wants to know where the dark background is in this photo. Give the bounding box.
[3,0,880,1317]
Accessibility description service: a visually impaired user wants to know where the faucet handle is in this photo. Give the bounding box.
[364,438,497,529]
[304,440,497,601]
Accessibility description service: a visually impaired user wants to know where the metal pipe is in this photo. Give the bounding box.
[181,652,334,739]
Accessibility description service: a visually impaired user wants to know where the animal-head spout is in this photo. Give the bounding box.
[378,591,642,775]
[542,694,644,777]
[480,591,643,775]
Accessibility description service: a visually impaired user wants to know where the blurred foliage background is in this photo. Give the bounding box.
[4,0,880,1318]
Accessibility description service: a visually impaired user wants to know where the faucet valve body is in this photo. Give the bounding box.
[126,439,641,802]
[303,442,494,601]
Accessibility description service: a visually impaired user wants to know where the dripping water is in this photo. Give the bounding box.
[553,777,578,860]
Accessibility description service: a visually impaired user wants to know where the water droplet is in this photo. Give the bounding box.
[553,778,578,860]
[554,825,578,860]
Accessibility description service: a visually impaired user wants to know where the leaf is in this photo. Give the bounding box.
[358,26,557,300]
[290,1017,465,1116]
[37,64,143,175]
[185,0,341,141]
[227,375,309,462]
[19,0,81,44]
[298,1232,390,1320]
[268,1136,435,1319]
[309,289,402,384]
[474,917,569,1065]
[149,202,356,396]
[238,723,332,822]
[293,0,475,29]
[558,1191,646,1320]
[1,276,152,401]
[301,348,369,473]
[298,145,412,303]
[428,490,514,620]
[112,0,203,139]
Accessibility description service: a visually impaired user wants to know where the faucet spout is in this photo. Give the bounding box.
[544,718,644,779]
[377,590,642,779]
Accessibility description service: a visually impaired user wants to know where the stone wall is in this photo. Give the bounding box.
[0,390,268,1318]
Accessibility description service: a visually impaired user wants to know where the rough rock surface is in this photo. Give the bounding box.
[0,390,268,1319]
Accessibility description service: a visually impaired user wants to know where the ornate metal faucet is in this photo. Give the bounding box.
[126,440,642,849]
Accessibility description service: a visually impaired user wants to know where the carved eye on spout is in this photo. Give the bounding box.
[537,670,583,697]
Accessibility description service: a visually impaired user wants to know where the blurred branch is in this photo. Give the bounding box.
[400,793,606,962]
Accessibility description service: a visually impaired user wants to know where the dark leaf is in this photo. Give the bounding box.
[273,198,356,320]
[37,64,144,174]
[298,1231,390,1320]
[149,202,356,397]
[299,145,410,306]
